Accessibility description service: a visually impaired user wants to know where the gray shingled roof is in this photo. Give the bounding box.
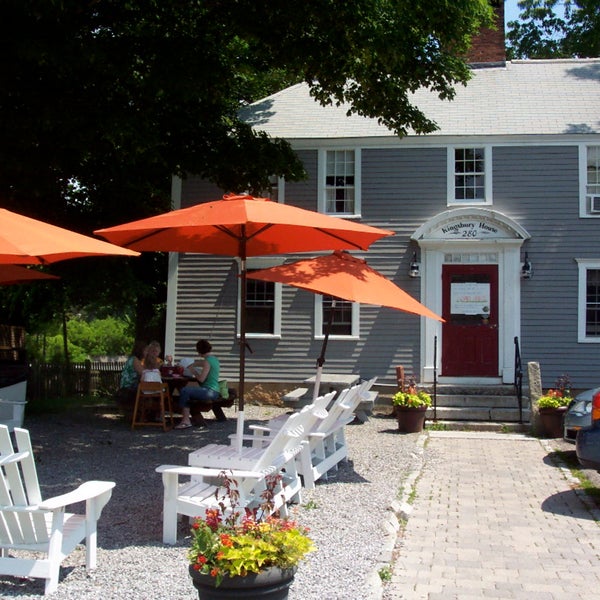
[241,59,600,140]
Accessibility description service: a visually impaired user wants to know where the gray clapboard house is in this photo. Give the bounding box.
[165,48,600,392]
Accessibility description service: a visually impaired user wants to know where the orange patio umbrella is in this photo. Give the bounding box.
[95,193,394,447]
[247,250,443,398]
[0,265,60,285]
[0,208,140,264]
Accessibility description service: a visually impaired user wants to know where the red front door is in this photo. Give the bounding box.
[442,264,498,377]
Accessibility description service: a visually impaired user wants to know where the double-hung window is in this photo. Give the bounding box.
[315,295,359,338]
[580,144,600,217]
[448,146,492,205]
[319,149,361,216]
[577,259,600,342]
[239,259,283,337]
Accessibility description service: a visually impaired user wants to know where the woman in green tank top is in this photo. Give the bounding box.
[175,339,225,428]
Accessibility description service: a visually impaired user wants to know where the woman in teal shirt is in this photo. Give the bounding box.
[176,339,225,429]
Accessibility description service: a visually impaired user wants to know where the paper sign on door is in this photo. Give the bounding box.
[451,282,490,315]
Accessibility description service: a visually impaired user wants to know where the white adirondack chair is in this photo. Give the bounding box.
[156,398,330,545]
[297,377,377,489]
[228,382,376,490]
[0,425,115,595]
[227,391,334,449]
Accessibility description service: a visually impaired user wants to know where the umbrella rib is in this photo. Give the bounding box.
[212,223,274,243]
[117,229,171,247]
[314,228,364,250]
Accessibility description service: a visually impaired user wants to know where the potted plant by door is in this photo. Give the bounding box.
[187,472,314,600]
[392,385,432,433]
[537,390,572,438]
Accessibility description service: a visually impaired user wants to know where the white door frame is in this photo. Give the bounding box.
[411,208,530,385]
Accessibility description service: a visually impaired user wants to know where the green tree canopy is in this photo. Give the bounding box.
[0,0,494,340]
[507,0,600,59]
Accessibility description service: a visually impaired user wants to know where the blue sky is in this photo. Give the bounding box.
[504,0,521,25]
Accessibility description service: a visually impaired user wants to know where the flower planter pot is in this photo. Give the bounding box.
[396,405,427,433]
[538,406,567,438]
[189,565,297,600]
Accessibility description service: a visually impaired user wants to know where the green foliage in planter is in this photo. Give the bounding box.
[392,390,432,408]
[189,472,314,586]
[537,394,571,409]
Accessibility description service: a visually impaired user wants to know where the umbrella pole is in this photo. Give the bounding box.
[313,298,335,400]
[236,252,247,454]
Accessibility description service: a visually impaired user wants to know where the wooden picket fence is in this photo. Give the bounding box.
[27,360,126,402]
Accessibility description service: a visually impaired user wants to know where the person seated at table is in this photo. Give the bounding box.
[175,339,226,429]
[141,352,162,384]
[115,340,146,416]
[144,340,164,367]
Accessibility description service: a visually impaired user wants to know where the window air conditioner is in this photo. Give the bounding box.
[590,195,600,213]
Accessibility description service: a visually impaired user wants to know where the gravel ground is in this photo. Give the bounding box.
[0,402,423,599]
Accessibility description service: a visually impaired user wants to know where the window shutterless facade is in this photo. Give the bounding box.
[577,259,600,342]
[315,295,359,338]
[318,149,361,216]
[448,146,492,205]
[246,276,276,334]
[580,144,600,217]
[237,259,283,338]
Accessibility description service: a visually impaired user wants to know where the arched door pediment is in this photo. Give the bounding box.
[411,208,530,242]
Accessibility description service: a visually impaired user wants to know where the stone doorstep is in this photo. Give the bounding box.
[423,420,531,433]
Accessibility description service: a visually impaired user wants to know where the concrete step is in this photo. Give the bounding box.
[424,420,531,433]
[428,406,530,423]
[374,385,531,424]
[432,394,524,408]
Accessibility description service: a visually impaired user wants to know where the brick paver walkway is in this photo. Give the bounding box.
[385,431,600,599]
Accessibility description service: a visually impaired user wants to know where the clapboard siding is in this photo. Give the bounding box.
[174,140,600,389]
[493,145,600,387]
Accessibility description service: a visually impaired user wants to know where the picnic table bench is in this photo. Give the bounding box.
[282,373,377,422]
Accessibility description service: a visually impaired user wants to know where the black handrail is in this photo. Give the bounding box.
[433,335,438,421]
[513,336,523,423]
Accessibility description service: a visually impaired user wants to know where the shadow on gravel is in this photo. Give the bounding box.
[19,405,281,549]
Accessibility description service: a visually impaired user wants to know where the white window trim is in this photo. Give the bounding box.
[447,145,493,206]
[252,176,285,203]
[236,257,283,338]
[318,148,362,217]
[314,296,360,340]
[579,143,600,218]
[270,176,285,204]
[577,258,600,343]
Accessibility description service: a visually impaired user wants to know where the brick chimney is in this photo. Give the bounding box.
[467,0,506,66]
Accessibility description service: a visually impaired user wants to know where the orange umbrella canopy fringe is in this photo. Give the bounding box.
[0,264,60,285]
[0,208,139,264]
[247,250,443,322]
[95,193,394,256]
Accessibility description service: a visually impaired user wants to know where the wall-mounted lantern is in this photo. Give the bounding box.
[521,252,533,279]
[408,251,420,278]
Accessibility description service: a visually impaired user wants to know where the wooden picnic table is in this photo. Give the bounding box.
[161,374,194,397]
[283,373,360,410]
[303,373,360,395]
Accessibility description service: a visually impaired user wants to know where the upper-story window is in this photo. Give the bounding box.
[577,259,600,342]
[448,146,492,205]
[319,149,361,216]
[580,144,600,217]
